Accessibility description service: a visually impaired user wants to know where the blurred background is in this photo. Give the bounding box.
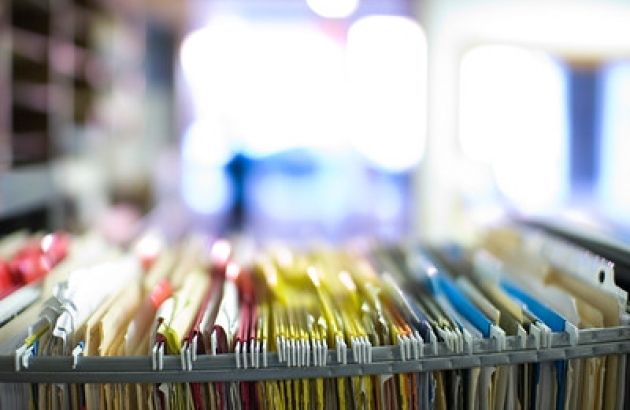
[2,0,630,246]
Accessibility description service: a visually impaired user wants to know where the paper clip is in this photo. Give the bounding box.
[15,344,28,371]
[291,332,299,368]
[490,325,506,351]
[152,342,165,371]
[537,322,552,349]
[462,329,473,356]
[427,329,438,356]
[242,339,248,369]
[565,322,579,346]
[336,335,347,365]
[72,341,84,369]
[262,338,268,368]
[303,338,309,368]
[352,336,361,364]
[402,334,412,361]
[180,340,191,371]
[52,309,74,357]
[186,341,194,371]
[251,339,258,369]
[235,339,241,369]
[529,324,541,350]
[191,333,198,362]
[22,345,34,369]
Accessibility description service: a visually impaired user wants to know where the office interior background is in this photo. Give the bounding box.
[2,0,630,247]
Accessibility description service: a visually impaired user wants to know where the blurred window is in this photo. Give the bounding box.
[177,3,426,241]
[599,60,630,225]
[458,45,569,214]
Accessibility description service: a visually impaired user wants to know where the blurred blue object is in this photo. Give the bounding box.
[241,149,412,245]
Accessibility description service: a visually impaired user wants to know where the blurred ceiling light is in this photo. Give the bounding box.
[306,0,359,18]
[180,18,347,159]
[179,17,252,116]
[346,16,427,172]
[179,12,428,167]
[231,24,347,158]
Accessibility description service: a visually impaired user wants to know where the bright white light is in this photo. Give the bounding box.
[226,262,240,281]
[458,45,568,213]
[181,119,234,168]
[599,60,630,221]
[179,17,253,118]
[180,15,428,166]
[275,247,294,269]
[459,45,565,162]
[307,266,321,287]
[267,265,278,287]
[180,19,348,158]
[181,166,233,215]
[306,0,359,19]
[233,25,347,157]
[134,231,164,260]
[446,2,630,62]
[210,239,232,265]
[339,271,356,292]
[40,234,55,253]
[346,16,427,172]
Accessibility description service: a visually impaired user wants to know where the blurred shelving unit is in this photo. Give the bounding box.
[0,0,153,234]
